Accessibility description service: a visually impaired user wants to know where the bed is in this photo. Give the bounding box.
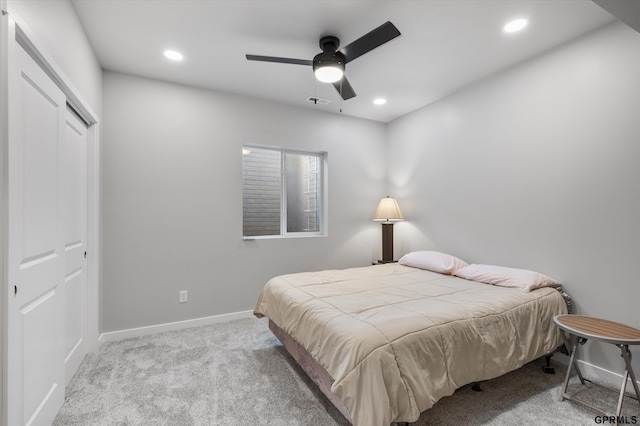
[254,258,569,426]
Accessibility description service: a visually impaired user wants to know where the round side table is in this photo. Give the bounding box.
[553,314,640,419]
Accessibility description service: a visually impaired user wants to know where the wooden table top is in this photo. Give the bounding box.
[554,315,640,345]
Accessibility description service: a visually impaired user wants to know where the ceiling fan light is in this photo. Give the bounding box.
[313,50,346,83]
[314,65,344,83]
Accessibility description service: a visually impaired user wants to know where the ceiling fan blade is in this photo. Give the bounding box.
[246,55,312,66]
[332,76,356,100]
[339,21,401,63]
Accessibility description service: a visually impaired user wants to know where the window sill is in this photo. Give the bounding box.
[242,233,327,241]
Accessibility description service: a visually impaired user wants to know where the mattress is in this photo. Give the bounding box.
[254,263,567,426]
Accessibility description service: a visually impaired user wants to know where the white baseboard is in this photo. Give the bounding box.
[553,352,640,392]
[98,310,255,344]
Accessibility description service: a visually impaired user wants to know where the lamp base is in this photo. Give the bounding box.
[381,222,395,263]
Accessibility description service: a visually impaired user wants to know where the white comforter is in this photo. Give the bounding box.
[254,263,566,426]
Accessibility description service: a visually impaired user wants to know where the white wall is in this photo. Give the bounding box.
[102,71,386,332]
[387,21,640,380]
[6,0,102,117]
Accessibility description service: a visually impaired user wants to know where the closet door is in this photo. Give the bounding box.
[62,108,88,385]
[7,43,66,426]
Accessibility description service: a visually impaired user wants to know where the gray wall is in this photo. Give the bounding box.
[387,21,640,378]
[102,72,386,332]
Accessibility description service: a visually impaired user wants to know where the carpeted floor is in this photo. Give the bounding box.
[53,317,639,425]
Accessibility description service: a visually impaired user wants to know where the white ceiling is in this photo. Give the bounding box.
[72,0,615,123]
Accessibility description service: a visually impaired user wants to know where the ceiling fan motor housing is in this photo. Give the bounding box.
[313,35,345,74]
[312,51,346,74]
[319,35,340,52]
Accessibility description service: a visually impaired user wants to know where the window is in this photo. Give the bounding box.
[242,146,326,238]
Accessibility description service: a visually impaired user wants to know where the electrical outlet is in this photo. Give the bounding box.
[179,290,188,303]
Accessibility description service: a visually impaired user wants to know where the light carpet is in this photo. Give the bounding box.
[53,317,639,425]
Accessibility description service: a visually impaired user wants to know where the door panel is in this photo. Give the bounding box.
[8,43,66,426]
[22,290,59,425]
[64,271,83,358]
[21,65,60,267]
[62,112,85,246]
[62,110,88,383]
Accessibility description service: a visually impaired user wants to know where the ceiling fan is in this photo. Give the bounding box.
[246,21,401,100]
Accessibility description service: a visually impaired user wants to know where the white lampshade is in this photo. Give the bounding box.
[373,196,404,222]
[314,65,344,83]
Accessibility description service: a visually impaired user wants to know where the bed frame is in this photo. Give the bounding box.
[269,319,351,420]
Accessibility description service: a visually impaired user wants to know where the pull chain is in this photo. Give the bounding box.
[314,79,318,104]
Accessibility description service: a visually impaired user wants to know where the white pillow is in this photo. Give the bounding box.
[453,264,560,292]
[398,251,468,275]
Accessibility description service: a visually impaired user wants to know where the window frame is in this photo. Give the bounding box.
[242,145,327,239]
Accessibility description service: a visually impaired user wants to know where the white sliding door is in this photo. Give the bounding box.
[62,108,88,385]
[3,12,99,426]
[7,42,66,426]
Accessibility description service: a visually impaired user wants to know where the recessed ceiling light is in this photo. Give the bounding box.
[373,98,387,105]
[164,50,184,61]
[503,18,528,33]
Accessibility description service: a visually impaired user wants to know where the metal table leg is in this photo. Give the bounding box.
[615,366,629,417]
[560,331,586,401]
[620,345,640,403]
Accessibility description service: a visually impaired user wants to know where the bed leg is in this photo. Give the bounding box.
[542,354,555,374]
[471,382,483,392]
